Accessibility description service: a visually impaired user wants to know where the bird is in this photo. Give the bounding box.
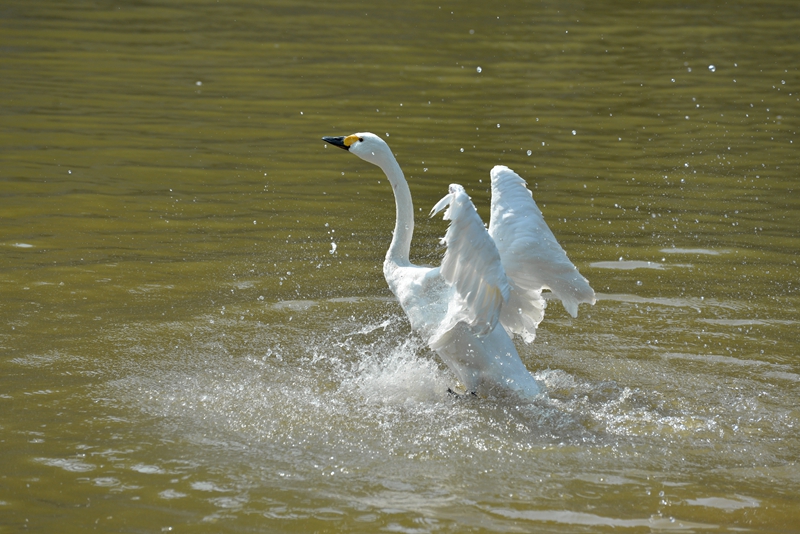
[321,132,595,399]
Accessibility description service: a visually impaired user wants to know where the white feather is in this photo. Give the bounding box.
[488,165,596,342]
[430,184,510,340]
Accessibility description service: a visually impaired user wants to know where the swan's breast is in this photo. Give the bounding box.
[384,264,449,337]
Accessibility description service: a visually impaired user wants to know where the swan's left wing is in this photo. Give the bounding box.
[430,184,511,340]
[488,166,595,341]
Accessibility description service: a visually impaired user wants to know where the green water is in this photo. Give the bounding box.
[1,1,798,532]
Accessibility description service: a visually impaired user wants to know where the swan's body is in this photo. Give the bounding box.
[322,132,594,399]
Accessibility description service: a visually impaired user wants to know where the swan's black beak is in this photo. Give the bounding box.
[322,136,349,151]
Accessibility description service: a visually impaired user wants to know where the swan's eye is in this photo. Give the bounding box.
[358,137,364,142]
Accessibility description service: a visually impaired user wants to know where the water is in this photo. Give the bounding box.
[2,0,799,531]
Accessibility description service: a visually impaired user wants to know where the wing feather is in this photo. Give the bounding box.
[488,165,595,342]
[430,184,511,339]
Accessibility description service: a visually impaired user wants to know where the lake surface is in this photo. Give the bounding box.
[1,1,798,532]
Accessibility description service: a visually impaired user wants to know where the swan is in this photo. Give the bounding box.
[322,132,595,399]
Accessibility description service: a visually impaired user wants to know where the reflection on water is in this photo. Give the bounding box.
[1,0,799,531]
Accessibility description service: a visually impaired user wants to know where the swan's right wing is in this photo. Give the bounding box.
[430,184,511,341]
[488,166,595,342]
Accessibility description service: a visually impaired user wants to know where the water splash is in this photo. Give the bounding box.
[33,295,787,530]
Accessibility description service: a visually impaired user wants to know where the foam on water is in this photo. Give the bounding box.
[99,298,731,460]
[341,337,449,405]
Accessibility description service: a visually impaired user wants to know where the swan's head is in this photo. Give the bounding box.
[322,132,393,168]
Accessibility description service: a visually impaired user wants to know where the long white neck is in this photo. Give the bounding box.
[379,156,414,267]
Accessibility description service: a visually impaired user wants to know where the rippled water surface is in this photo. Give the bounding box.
[2,1,799,532]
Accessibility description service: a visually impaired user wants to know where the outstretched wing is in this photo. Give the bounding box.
[488,165,595,342]
[430,184,511,341]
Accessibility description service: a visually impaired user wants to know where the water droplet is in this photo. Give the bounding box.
[708,64,716,72]
[496,123,500,128]
[460,148,464,152]
[572,130,577,135]
[526,150,532,156]
[476,66,482,73]
[195,81,202,86]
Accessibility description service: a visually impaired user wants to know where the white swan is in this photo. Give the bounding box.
[322,132,595,398]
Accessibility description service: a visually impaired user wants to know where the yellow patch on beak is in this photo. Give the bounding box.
[344,134,360,147]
